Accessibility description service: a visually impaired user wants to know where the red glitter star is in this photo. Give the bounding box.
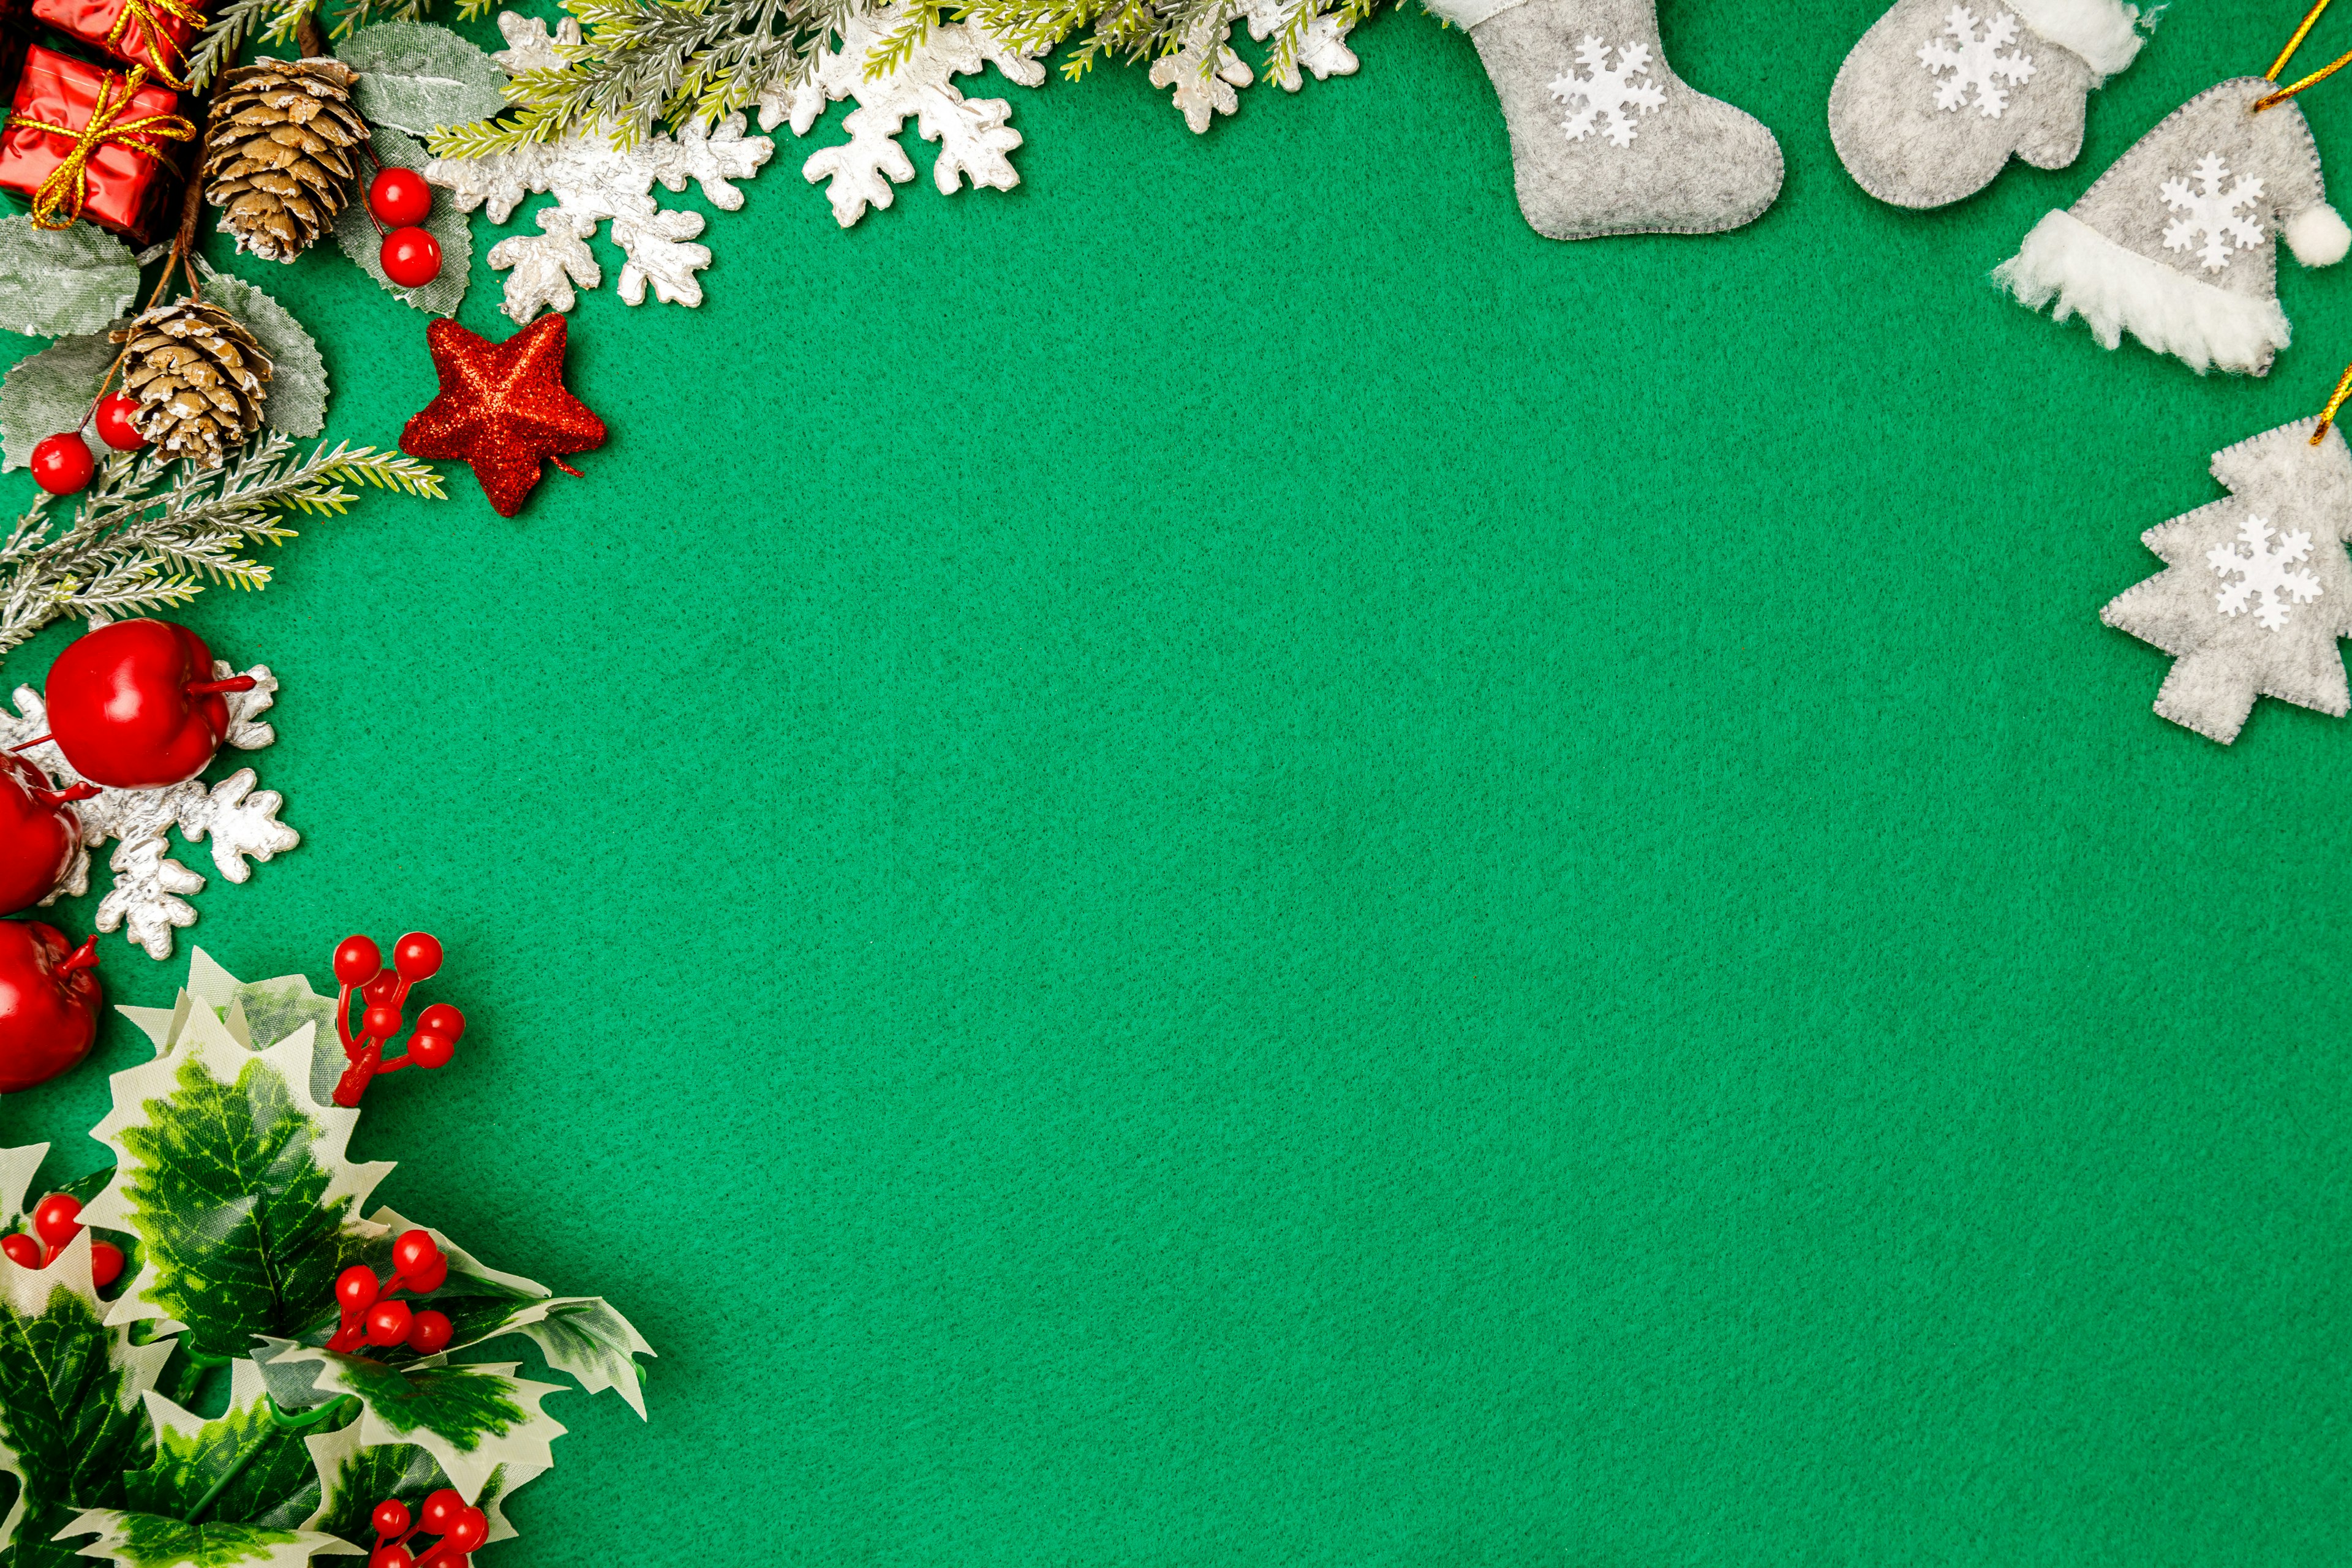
[400,314,605,518]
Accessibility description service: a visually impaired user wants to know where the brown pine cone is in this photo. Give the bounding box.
[200,57,368,263]
[112,301,274,467]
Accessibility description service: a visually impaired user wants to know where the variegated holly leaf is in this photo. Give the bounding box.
[50,1510,358,1568]
[79,1006,392,1362]
[251,1346,564,1504]
[298,1424,537,1546]
[119,951,347,1106]
[192,265,326,438]
[0,1234,173,1567]
[122,1362,321,1527]
[0,1145,48,1231]
[0,218,138,337]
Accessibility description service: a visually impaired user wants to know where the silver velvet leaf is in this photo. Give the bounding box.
[0,217,140,337]
[333,127,471,315]
[0,330,113,471]
[195,263,328,437]
[340,20,507,138]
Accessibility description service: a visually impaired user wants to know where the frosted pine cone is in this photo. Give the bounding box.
[201,58,368,262]
[112,301,273,467]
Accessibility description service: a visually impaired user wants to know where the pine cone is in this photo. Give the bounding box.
[112,301,274,467]
[200,57,368,262]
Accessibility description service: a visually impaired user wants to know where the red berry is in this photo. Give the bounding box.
[364,1298,412,1346]
[407,1032,453,1070]
[372,1499,410,1539]
[361,1004,403,1040]
[88,1240,123,1288]
[369,1547,413,1568]
[29,434,92,496]
[43,620,239,790]
[443,1508,487,1551]
[363,972,401,1005]
[336,1263,381,1314]
[405,1308,452,1354]
[32,1193,80,1250]
[419,1489,464,1535]
[402,1252,447,1294]
[393,933,442,981]
[415,1003,465,1042]
[1,1234,39,1268]
[334,935,383,988]
[369,166,433,227]
[93,394,144,452]
[391,1228,441,1278]
[380,227,440,288]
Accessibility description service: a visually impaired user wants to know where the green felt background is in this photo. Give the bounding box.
[4,0,2351,1560]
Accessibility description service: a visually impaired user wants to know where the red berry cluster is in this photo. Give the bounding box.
[330,933,468,1109]
[327,1228,453,1356]
[368,1488,487,1568]
[367,168,442,290]
[27,393,145,497]
[0,1193,123,1287]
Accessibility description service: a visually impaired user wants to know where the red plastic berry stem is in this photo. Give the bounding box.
[31,783,101,807]
[332,1042,381,1108]
[56,937,99,978]
[8,735,50,752]
[183,676,257,696]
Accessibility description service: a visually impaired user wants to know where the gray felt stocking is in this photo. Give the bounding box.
[1429,0,1783,240]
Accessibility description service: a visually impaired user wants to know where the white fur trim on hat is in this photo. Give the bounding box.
[2008,0,2144,81]
[1994,209,2291,375]
[2287,203,2352,268]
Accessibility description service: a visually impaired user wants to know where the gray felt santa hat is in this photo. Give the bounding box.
[1995,76,2351,375]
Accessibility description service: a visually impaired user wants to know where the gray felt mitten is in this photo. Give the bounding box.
[1994,78,2352,375]
[1828,0,2144,208]
[2103,418,2352,744]
[1427,0,1782,240]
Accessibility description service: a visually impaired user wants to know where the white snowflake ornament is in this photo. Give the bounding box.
[1917,6,2035,119]
[0,657,296,959]
[2104,418,2352,744]
[2162,153,2266,273]
[1550,37,1665,148]
[421,11,774,323]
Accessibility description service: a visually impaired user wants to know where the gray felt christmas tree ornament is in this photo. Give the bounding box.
[1994,78,2351,375]
[2103,412,2352,744]
[1827,0,2147,208]
[1424,0,1782,240]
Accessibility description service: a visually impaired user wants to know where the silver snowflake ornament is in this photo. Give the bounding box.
[0,660,296,958]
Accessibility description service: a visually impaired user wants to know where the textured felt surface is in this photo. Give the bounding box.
[6,0,2352,1562]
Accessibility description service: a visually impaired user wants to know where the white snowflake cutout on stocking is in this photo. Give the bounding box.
[1916,5,2035,119]
[1550,37,1666,148]
[2162,153,2266,273]
[758,1,1046,227]
[0,658,296,960]
[421,11,775,323]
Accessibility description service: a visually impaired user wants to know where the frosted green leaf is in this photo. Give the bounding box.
[252,1346,565,1505]
[194,265,327,437]
[297,1426,536,1547]
[78,1009,390,1363]
[332,129,469,315]
[0,1237,173,1564]
[339,23,505,137]
[0,332,112,472]
[50,1509,358,1568]
[0,219,138,337]
[123,1364,320,1529]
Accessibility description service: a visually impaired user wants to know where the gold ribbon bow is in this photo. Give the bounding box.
[7,66,195,231]
[102,0,209,89]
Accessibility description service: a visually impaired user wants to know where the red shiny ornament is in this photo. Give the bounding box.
[415,1002,465,1041]
[369,166,432,227]
[362,1003,403,1039]
[337,1263,380,1314]
[406,1031,453,1069]
[380,226,442,288]
[443,1509,487,1552]
[29,434,92,496]
[43,620,254,789]
[405,1308,452,1354]
[401,1252,447,1293]
[0,754,95,916]
[0,923,100,1091]
[391,1228,441,1280]
[94,393,144,451]
[399,315,603,518]
[0,1234,38,1268]
[362,971,401,1006]
[88,1240,123,1288]
[364,1298,413,1346]
[31,1193,80,1249]
[369,1547,413,1568]
[393,931,442,980]
[418,1490,464,1535]
[372,1499,410,1539]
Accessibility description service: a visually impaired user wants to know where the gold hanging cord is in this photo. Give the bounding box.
[2309,361,2352,443]
[2260,0,2352,111]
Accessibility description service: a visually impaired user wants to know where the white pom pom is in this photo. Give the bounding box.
[2288,203,2352,267]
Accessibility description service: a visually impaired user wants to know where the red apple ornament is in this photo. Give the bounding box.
[0,921,101,1092]
[0,755,96,915]
[42,620,255,789]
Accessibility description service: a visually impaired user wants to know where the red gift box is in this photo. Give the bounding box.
[0,46,192,243]
[31,0,205,86]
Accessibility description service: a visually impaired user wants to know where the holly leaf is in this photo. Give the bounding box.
[332,128,469,315]
[0,219,138,338]
[192,266,326,438]
[79,1006,391,1363]
[0,1235,173,1566]
[0,333,111,472]
[0,1147,48,1231]
[251,1346,564,1505]
[338,23,506,137]
[121,1363,320,1528]
[49,1510,357,1568]
[297,1425,536,1547]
